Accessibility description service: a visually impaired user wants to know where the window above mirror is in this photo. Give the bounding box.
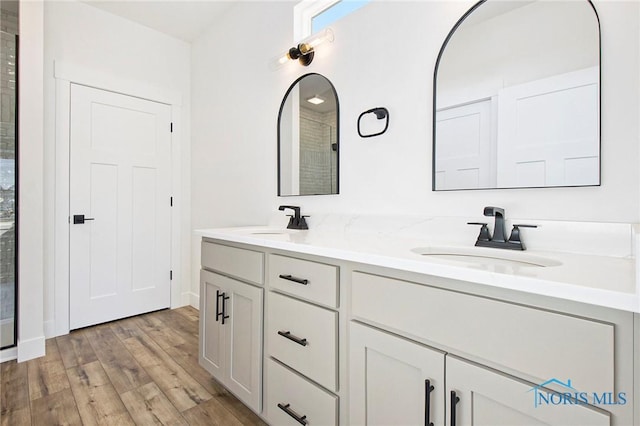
[294,0,371,39]
[433,0,601,191]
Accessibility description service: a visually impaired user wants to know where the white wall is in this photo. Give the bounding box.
[191,0,639,237]
[43,1,192,336]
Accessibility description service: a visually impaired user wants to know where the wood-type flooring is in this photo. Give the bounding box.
[1,306,266,425]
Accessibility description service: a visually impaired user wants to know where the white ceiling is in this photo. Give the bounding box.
[82,0,238,42]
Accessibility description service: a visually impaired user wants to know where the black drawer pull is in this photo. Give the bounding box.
[277,403,308,425]
[425,379,434,426]
[277,330,308,346]
[450,390,460,426]
[278,274,309,285]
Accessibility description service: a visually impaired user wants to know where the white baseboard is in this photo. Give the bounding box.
[17,335,46,362]
[0,346,17,363]
[189,292,199,310]
[180,291,192,307]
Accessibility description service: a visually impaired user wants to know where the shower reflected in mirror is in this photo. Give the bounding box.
[278,73,339,196]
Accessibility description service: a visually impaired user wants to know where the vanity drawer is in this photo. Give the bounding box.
[268,254,338,308]
[351,272,614,395]
[267,292,338,391]
[265,358,338,426]
[201,241,264,285]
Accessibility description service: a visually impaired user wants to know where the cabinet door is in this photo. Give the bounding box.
[350,322,445,426]
[199,270,226,382]
[225,278,263,413]
[446,356,610,426]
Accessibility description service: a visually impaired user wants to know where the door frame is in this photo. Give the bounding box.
[52,60,184,337]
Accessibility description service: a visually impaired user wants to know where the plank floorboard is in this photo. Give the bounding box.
[181,397,244,426]
[85,326,152,394]
[1,307,265,425]
[27,338,71,400]
[67,360,134,425]
[120,382,187,426]
[174,306,199,323]
[31,388,82,426]
[133,314,190,350]
[121,334,212,412]
[161,343,225,396]
[56,329,99,369]
[109,317,145,341]
[0,360,31,425]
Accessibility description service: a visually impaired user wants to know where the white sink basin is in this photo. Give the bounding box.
[233,228,305,241]
[411,246,562,268]
[233,227,300,235]
[250,231,289,235]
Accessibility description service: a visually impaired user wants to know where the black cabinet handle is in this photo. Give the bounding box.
[277,403,308,425]
[425,379,435,426]
[277,330,308,346]
[215,290,223,322]
[450,391,460,426]
[278,274,308,285]
[221,293,230,325]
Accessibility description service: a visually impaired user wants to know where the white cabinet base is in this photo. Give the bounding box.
[350,321,445,426]
[199,269,263,413]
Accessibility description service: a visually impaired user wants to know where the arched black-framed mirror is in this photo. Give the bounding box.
[278,73,339,196]
[433,0,601,191]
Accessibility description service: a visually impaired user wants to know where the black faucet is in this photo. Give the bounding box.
[468,206,537,250]
[484,206,506,243]
[278,205,309,230]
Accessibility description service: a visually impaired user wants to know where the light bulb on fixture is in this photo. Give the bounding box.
[270,28,335,70]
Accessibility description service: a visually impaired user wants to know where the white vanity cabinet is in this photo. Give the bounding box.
[349,271,633,426]
[199,241,264,413]
[446,356,609,426]
[264,254,341,425]
[351,322,610,426]
[350,321,445,426]
[197,229,637,426]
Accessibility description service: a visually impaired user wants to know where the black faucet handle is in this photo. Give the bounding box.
[297,216,309,230]
[467,222,491,242]
[508,224,538,243]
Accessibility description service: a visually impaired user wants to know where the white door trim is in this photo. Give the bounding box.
[53,60,184,337]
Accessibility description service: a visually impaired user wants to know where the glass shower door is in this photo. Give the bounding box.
[0,30,17,349]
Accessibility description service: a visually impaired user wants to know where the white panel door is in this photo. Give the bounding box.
[434,98,495,190]
[446,356,610,426]
[198,269,263,413]
[199,270,226,381]
[69,84,171,329]
[350,321,445,426]
[225,278,263,413]
[497,67,599,187]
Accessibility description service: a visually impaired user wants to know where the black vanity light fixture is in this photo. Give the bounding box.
[272,28,334,69]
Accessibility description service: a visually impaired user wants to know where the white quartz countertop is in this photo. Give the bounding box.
[195,218,639,313]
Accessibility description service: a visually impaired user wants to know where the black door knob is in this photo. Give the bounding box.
[73,214,95,224]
